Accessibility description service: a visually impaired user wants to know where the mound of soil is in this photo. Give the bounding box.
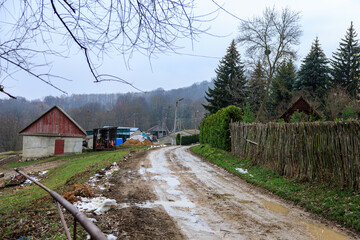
[123,139,153,146]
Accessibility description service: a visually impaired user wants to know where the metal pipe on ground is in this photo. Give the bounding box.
[14,168,107,240]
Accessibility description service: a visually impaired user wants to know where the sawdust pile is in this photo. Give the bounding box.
[123,139,153,146]
[63,183,94,203]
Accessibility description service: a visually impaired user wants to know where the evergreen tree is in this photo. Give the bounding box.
[228,60,247,108]
[296,37,330,100]
[331,22,360,99]
[203,40,246,114]
[270,59,296,108]
[248,61,266,113]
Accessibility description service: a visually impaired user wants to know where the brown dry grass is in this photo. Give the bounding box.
[62,183,94,203]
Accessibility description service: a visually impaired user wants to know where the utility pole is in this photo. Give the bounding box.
[132,113,137,128]
[173,98,184,133]
[194,110,199,134]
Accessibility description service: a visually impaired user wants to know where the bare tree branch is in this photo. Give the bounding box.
[237,7,302,120]
[0,84,16,99]
[0,0,213,98]
[210,0,248,23]
[0,55,68,94]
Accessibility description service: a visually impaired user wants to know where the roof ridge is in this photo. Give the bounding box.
[19,105,86,136]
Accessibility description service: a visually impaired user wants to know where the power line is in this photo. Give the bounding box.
[211,0,249,23]
[174,51,220,59]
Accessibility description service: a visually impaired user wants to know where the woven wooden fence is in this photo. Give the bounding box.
[230,121,360,190]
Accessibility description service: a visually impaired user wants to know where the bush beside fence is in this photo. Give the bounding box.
[230,121,360,190]
[176,133,181,145]
[200,106,242,151]
[179,134,199,145]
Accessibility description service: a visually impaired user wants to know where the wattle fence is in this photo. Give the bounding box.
[230,121,360,190]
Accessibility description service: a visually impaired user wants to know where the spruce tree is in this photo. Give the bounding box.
[270,59,296,108]
[228,60,247,108]
[331,22,360,99]
[296,37,330,100]
[248,61,266,113]
[203,40,246,114]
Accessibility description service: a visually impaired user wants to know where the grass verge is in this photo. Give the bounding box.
[0,145,147,239]
[191,144,360,233]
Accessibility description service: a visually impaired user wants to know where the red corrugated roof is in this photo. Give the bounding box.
[19,105,86,137]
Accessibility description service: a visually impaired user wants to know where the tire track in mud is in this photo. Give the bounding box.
[140,146,354,240]
[101,150,184,239]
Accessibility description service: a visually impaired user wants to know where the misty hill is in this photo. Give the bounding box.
[42,80,213,110]
[0,81,213,152]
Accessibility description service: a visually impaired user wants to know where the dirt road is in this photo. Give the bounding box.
[0,159,70,180]
[102,146,355,239]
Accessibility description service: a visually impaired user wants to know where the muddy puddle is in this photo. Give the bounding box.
[261,198,290,214]
[260,198,351,239]
[303,221,351,240]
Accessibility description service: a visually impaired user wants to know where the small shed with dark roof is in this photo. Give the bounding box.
[279,96,321,122]
[19,105,86,160]
[147,125,169,140]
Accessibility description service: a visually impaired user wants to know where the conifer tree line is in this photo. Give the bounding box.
[204,21,360,122]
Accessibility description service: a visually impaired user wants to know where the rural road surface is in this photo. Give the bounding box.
[134,145,352,240]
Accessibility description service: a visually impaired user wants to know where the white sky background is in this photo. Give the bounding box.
[1,0,360,100]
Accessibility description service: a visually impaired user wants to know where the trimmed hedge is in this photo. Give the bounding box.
[200,105,242,151]
[176,133,181,145]
[180,134,199,145]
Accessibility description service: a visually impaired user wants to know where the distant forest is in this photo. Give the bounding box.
[0,81,212,152]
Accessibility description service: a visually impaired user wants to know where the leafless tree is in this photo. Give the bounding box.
[0,0,211,98]
[237,7,302,120]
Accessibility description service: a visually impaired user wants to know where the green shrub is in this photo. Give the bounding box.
[277,118,285,123]
[176,133,181,145]
[200,105,242,151]
[319,115,327,122]
[341,104,357,120]
[241,103,254,123]
[290,110,307,122]
[180,134,199,145]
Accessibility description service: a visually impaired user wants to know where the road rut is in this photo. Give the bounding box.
[137,146,352,240]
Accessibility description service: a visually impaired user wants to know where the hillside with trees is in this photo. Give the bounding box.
[0,81,212,152]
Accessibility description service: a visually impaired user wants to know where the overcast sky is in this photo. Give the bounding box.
[2,0,360,100]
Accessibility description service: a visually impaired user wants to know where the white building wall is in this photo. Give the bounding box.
[63,137,83,154]
[22,136,83,160]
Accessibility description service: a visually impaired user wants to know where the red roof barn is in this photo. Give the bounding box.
[19,106,86,160]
